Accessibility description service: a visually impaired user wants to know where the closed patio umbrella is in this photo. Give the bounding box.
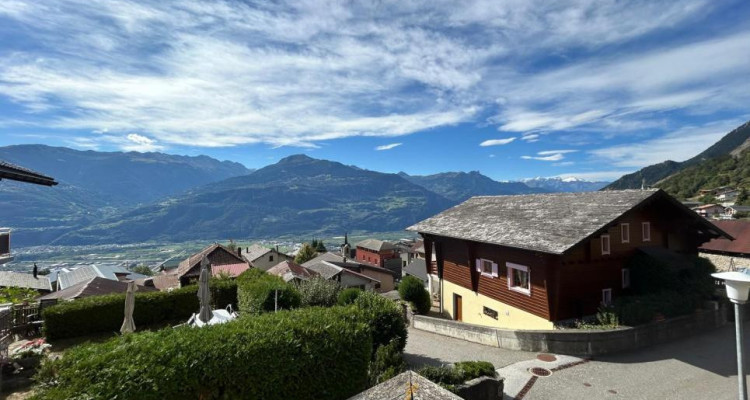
[120,281,137,334]
[198,256,213,323]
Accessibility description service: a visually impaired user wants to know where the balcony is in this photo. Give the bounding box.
[0,228,12,265]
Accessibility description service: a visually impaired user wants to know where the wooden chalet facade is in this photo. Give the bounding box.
[408,189,731,329]
[176,243,247,287]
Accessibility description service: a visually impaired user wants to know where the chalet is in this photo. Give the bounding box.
[700,220,750,271]
[355,239,402,278]
[0,160,57,265]
[408,189,730,329]
[725,205,750,217]
[266,260,320,283]
[176,243,246,286]
[242,244,293,271]
[692,204,725,219]
[305,260,381,291]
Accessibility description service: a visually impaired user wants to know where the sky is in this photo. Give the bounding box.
[1,1,749,182]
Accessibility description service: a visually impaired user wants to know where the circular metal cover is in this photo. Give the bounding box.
[528,367,552,377]
[536,353,557,362]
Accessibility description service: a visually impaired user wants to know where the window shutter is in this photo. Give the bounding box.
[475,259,481,272]
[492,263,499,277]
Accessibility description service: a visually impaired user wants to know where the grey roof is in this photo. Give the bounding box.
[0,271,52,291]
[305,261,343,280]
[57,265,147,290]
[404,259,427,282]
[302,252,346,267]
[728,205,750,212]
[0,160,57,186]
[39,276,157,301]
[355,239,396,252]
[408,189,725,255]
[349,371,462,400]
[243,244,273,263]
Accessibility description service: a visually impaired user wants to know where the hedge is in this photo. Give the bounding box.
[42,283,238,341]
[33,307,372,400]
[418,361,497,392]
[337,287,362,305]
[297,277,341,307]
[352,291,407,354]
[398,275,431,314]
[237,273,301,314]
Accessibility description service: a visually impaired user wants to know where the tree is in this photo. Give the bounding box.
[226,239,237,252]
[131,264,155,276]
[315,240,327,253]
[736,188,749,206]
[294,243,318,264]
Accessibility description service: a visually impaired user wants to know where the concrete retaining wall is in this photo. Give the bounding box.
[413,304,727,356]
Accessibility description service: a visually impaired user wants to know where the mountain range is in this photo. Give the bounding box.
[1,145,608,246]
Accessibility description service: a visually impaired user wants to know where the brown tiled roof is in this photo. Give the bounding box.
[135,274,180,291]
[700,220,750,255]
[266,261,319,282]
[176,243,244,278]
[39,276,157,301]
[211,263,250,278]
[243,244,273,263]
[0,160,57,186]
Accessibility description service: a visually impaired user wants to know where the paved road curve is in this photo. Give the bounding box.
[405,323,750,399]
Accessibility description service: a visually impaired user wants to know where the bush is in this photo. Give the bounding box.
[42,282,240,341]
[338,288,362,305]
[297,277,341,307]
[454,361,497,381]
[236,267,266,284]
[615,291,693,326]
[398,275,431,314]
[352,291,407,355]
[33,307,372,400]
[368,340,406,386]
[417,361,496,392]
[237,273,301,314]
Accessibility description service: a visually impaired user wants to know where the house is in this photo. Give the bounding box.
[725,205,750,217]
[355,239,402,278]
[266,260,320,283]
[407,189,730,329]
[700,220,750,271]
[305,260,381,290]
[135,274,180,291]
[0,160,57,265]
[242,244,293,271]
[56,265,149,291]
[39,276,157,303]
[692,204,725,218]
[0,271,52,294]
[302,252,395,292]
[717,189,739,202]
[211,263,250,278]
[176,243,246,286]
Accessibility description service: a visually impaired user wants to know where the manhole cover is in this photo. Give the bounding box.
[528,367,552,377]
[537,353,557,362]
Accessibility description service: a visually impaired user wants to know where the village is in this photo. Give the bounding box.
[1,158,750,399]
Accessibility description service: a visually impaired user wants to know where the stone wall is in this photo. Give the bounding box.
[700,252,750,272]
[413,303,727,356]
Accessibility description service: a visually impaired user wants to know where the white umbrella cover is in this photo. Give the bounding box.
[198,257,213,323]
[120,281,137,334]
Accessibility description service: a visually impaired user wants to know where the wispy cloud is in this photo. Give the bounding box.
[375,143,402,151]
[480,137,516,147]
[522,149,577,161]
[521,134,539,142]
[537,150,577,156]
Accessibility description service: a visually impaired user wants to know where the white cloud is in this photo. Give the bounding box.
[537,149,577,156]
[522,153,564,161]
[555,171,633,182]
[375,143,402,151]
[521,134,539,142]
[589,118,748,168]
[480,137,516,147]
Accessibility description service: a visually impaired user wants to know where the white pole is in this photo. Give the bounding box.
[274,289,278,312]
[735,302,747,400]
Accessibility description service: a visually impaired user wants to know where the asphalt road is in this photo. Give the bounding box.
[405,323,750,399]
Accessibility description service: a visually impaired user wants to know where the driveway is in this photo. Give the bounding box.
[405,323,750,399]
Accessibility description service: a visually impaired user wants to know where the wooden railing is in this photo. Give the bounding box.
[0,303,41,338]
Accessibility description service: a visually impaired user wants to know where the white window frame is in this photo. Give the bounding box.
[642,222,651,242]
[621,223,630,244]
[475,258,498,278]
[622,268,631,289]
[602,288,612,305]
[601,234,610,255]
[506,262,531,296]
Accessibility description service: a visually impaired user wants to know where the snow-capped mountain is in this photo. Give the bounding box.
[521,177,610,192]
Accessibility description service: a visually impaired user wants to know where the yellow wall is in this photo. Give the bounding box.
[442,280,554,330]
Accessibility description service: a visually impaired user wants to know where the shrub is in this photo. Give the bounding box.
[352,291,407,355]
[237,273,301,314]
[398,275,431,314]
[33,307,372,400]
[338,288,362,305]
[294,243,318,264]
[368,340,406,386]
[418,361,496,392]
[42,282,240,341]
[236,267,266,284]
[454,361,497,381]
[297,277,341,307]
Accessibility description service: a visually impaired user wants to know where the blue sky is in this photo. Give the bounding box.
[1,1,749,182]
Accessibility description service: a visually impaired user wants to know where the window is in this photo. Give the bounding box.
[269,255,274,262]
[622,268,631,289]
[601,234,610,255]
[475,258,498,278]
[621,223,630,244]
[642,222,651,242]
[507,262,530,295]
[602,288,612,305]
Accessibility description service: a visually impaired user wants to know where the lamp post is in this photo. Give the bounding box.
[714,271,750,400]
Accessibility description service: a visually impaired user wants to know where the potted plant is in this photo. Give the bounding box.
[10,338,51,369]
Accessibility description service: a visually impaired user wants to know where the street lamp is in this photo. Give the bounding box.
[714,270,750,400]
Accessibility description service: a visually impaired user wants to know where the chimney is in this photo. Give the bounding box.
[33,263,38,279]
[237,247,242,257]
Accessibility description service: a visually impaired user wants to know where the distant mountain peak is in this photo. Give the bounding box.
[278,154,315,163]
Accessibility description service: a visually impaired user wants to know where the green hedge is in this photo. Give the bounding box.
[337,287,362,305]
[43,283,238,341]
[418,361,497,392]
[297,277,341,307]
[237,273,301,314]
[34,307,372,400]
[398,275,431,314]
[352,291,407,354]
